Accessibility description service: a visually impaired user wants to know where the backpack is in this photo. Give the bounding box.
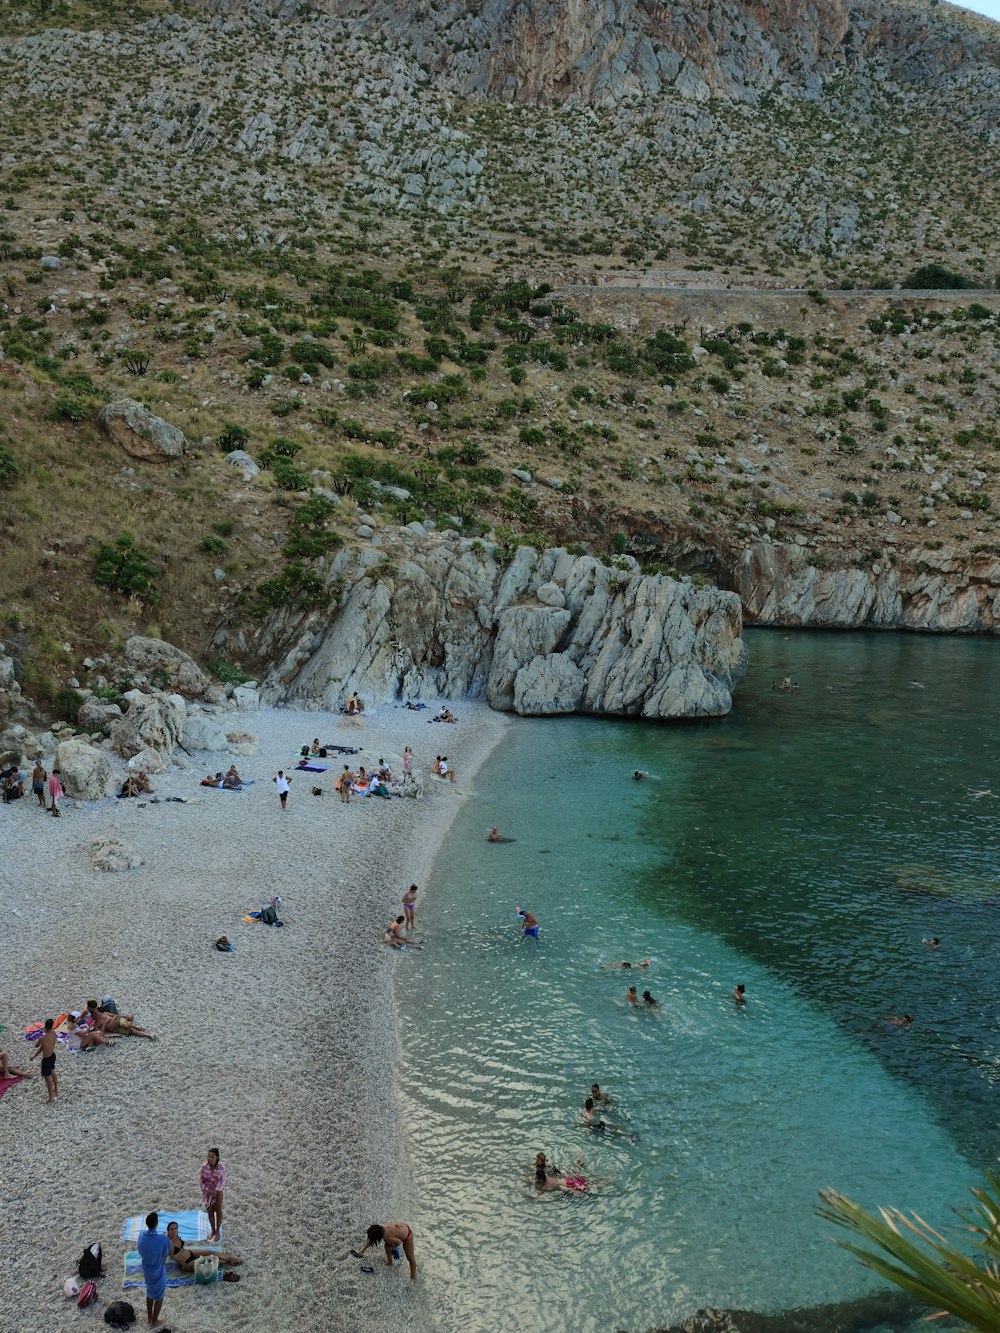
[311,786,323,796]
[260,904,278,925]
[78,1280,98,1308]
[105,1300,136,1327]
[79,1242,102,1279]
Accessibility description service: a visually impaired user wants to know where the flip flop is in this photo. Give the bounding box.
[350,1250,363,1259]
[222,1271,241,1283]
[360,1265,375,1274]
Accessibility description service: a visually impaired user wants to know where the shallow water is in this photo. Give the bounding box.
[398,631,1000,1332]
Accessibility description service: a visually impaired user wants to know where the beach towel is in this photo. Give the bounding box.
[295,763,329,773]
[122,1209,213,1245]
[24,1014,70,1041]
[0,1074,22,1099]
[123,1244,223,1291]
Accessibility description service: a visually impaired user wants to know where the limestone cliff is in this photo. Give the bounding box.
[736,539,1000,632]
[216,531,748,718]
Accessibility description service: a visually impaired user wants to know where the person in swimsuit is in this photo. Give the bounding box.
[533,1153,587,1193]
[591,1083,612,1108]
[359,1223,416,1279]
[65,1013,111,1050]
[30,1018,59,1103]
[31,760,47,807]
[626,985,639,1006]
[487,826,513,842]
[733,984,747,1005]
[642,990,660,1008]
[402,746,414,784]
[603,960,651,971]
[402,885,417,933]
[385,916,408,949]
[337,767,355,803]
[165,1220,242,1272]
[0,1050,37,1080]
[517,908,539,938]
[86,1001,155,1039]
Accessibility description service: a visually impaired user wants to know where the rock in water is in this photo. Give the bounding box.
[98,399,186,462]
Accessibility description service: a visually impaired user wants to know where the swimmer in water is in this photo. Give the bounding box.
[885,1014,914,1029]
[603,959,652,971]
[733,984,747,1005]
[517,908,539,938]
[923,937,941,948]
[642,990,660,1008]
[533,1152,588,1193]
[632,770,648,781]
[626,985,639,1006]
[487,826,513,842]
[590,1083,613,1108]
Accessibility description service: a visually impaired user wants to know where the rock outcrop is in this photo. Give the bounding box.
[124,636,214,698]
[98,400,186,463]
[87,834,144,872]
[736,539,1000,632]
[55,738,114,799]
[231,531,747,719]
[108,692,185,758]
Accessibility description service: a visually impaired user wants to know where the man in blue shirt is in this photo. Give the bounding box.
[137,1210,170,1328]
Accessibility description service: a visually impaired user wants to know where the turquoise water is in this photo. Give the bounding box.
[397,631,1000,1332]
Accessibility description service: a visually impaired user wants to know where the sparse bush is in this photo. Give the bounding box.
[93,534,159,605]
[0,445,19,488]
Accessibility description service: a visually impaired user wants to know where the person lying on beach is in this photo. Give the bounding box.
[201,772,224,787]
[165,1220,242,1272]
[86,1001,155,1039]
[358,1223,417,1279]
[384,916,408,949]
[517,908,539,938]
[222,766,242,789]
[0,1051,37,1079]
[65,1013,111,1050]
[626,985,639,1006]
[533,1152,588,1193]
[487,826,513,842]
[603,960,652,971]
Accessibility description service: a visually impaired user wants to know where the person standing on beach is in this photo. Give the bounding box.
[338,766,355,803]
[402,746,414,784]
[200,1147,226,1242]
[359,1222,417,1280]
[31,759,46,807]
[30,1018,59,1103]
[273,770,291,810]
[137,1211,170,1328]
[402,884,418,933]
[48,767,63,817]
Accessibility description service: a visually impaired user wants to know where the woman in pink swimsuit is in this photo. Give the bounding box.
[533,1152,587,1192]
[359,1222,416,1279]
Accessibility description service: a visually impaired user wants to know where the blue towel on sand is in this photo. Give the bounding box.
[123,1245,223,1290]
[122,1209,214,1244]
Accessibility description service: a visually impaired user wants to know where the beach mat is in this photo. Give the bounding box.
[294,763,329,772]
[24,1014,69,1041]
[0,1074,23,1099]
[122,1209,214,1245]
[123,1244,223,1290]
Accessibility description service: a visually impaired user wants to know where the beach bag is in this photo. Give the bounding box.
[300,745,310,757]
[105,1301,136,1327]
[78,1280,98,1308]
[260,904,278,925]
[79,1243,103,1278]
[311,786,323,796]
[194,1254,219,1284]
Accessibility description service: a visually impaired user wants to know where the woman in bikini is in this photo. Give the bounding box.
[165,1220,242,1273]
[359,1222,416,1279]
[402,885,418,932]
[533,1152,588,1193]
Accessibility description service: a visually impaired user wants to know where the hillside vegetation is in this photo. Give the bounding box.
[0,0,999,704]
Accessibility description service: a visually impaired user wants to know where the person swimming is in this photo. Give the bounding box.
[632,770,648,781]
[487,826,513,842]
[533,1152,588,1193]
[626,985,639,1006]
[642,990,660,1008]
[733,984,747,1005]
[603,959,652,971]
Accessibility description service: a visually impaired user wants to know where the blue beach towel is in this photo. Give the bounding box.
[122,1209,214,1244]
[123,1245,223,1290]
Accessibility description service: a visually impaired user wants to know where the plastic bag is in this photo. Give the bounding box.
[194,1254,219,1284]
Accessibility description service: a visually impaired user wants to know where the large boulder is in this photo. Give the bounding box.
[124,636,213,698]
[513,653,586,715]
[225,449,260,481]
[181,713,230,752]
[108,692,185,758]
[0,723,44,764]
[55,737,113,799]
[98,399,186,462]
[77,699,122,733]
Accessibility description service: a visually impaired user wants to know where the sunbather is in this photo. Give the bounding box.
[165,1220,242,1272]
[65,1014,111,1050]
[86,1000,155,1039]
[200,772,224,787]
[222,766,242,789]
[0,1051,37,1079]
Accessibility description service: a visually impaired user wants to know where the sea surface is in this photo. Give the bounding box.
[396,630,1000,1332]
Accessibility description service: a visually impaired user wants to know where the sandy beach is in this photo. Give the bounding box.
[0,699,509,1332]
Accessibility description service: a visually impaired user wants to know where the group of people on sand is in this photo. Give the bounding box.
[200,765,243,790]
[2,758,63,814]
[2,997,156,1106]
[337,759,396,801]
[120,768,154,798]
[385,885,419,949]
[432,756,456,784]
[344,692,365,716]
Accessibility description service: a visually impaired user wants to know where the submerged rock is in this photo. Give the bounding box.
[652,1288,919,1333]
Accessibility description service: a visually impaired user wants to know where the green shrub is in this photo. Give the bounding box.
[199,535,227,555]
[209,660,251,686]
[93,535,160,604]
[0,445,19,488]
[904,264,976,290]
[217,422,249,452]
[51,390,88,421]
[55,687,84,721]
[283,494,342,560]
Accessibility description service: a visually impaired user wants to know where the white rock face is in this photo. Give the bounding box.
[231,686,260,712]
[55,737,114,799]
[237,531,747,719]
[108,692,185,757]
[181,713,230,752]
[737,540,1000,632]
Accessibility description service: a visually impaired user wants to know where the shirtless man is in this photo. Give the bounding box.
[603,959,651,971]
[733,984,747,1005]
[517,908,539,939]
[591,1083,612,1108]
[487,826,511,842]
[626,985,639,1006]
[338,767,355,803]
[30,1018,59,1102]
[86,1000,155,1039]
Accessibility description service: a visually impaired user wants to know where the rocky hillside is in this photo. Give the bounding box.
[0,0,999,712]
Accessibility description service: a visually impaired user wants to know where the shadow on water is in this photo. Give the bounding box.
[629,630,1000,1166]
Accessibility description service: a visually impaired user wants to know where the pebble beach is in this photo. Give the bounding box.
[0,700,510,1332]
